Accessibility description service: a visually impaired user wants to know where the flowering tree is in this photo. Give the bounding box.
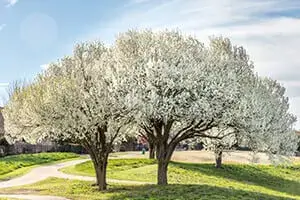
[191,76,298,168]
[201,127,237,168]
[233,77,298,160]
[112,30,256,185]
[3,42,134,190]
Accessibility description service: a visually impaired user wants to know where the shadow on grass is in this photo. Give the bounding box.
[171,161,300,197]
[1,177,296,200]
[108,184,295,200]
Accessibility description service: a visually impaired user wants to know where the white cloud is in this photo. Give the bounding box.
[130,0,149,3]
[81,0,300,128]
[5,0,18,7]
[0,83,9,87]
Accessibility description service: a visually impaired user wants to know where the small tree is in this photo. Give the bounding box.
[3,42,134,190]
[233,77,298,160]
[201,127,237,168]
[202,77,298,167]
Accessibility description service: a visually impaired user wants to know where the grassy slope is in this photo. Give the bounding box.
[1,177,297,200]
[0,152,80,181]
[60,158,300,199]
[61,158,157,177]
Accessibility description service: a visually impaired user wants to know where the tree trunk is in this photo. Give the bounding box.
[215,150,222,168]
[149,142,155,159]
[95,160,107,190]
[152,120,177,185]
[89,150,109,191]
[156,142,175,185]
[81,125,114,191]
[157,158,169,185]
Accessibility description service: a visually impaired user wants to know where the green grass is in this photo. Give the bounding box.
[0,177,297,200]
[61,158,300,199]
[61,158,157,177]
[0,152,80,180]
[1,156,300,199]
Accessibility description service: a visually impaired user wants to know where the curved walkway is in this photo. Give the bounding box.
[0,158,149,200]
[0,159,90,188]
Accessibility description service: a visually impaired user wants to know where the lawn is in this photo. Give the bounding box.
[1,156,300,199]
[0,177,298,200]
[0,152,80,181]
[60,158,157,178]
[59,158,300,199]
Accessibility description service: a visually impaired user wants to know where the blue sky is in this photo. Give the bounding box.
[0,0,300,127]
[0,0,126,87]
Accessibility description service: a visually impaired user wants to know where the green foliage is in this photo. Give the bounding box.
[0,152,79,180]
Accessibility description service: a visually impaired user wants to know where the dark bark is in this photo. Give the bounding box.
[157,158,169,185]
[82,126,112,191]
[215,150,223,168]
[89,151,109,190]
[156,140,176,185]
[94,159,108,190]
[139,124,156,159]
[147,119,213,185]
[149,142,155,159]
